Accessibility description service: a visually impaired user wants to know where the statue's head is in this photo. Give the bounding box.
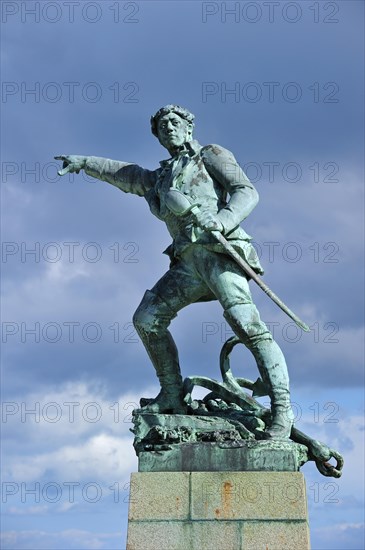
[151,105,195,153]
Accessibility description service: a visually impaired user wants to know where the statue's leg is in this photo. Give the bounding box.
[194,247,294,440]
[132,258,209,414]
[223,304,294,440]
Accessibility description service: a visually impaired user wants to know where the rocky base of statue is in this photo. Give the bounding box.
[131,406,339,477]
[133,411,307,473]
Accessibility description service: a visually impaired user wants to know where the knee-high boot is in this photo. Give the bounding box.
[133,290,187,414]
[249,340,294,439]
[135,329,187,414]
[133,291,187,414]
[224,304,294,440]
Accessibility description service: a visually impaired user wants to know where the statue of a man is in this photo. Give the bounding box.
[56,104,294,440]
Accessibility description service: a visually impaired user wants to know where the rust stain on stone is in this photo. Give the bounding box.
[222,481,233,518]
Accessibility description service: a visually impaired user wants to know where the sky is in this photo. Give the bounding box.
[1,1,364,548]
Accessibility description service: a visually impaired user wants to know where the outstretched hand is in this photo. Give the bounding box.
[54,155,87,176]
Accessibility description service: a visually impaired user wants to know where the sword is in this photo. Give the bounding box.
[165,188,310,332]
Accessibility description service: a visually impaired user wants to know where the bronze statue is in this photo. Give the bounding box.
[56,105,309,442]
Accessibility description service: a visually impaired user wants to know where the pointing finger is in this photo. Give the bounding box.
[58,166,72,176]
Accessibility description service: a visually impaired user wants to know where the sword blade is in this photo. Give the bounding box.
[211,230,310,332]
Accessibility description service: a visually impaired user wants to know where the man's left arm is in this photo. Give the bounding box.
[201,144,259,235]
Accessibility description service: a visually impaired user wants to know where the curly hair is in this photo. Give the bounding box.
[150,104,195,136]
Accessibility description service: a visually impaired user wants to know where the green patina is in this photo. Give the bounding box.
[55,105,343,477]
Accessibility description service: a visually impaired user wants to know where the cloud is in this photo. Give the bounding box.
[2,381,163,482]
[8,505,50,516]
[313,522,365,550]
[4,433,136,484]
[5,433,136,483]
[0,530,122,550]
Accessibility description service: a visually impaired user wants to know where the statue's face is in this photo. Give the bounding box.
[156,112,192,152]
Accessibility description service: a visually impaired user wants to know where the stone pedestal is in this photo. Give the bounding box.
[126,470,310,549]
[128,412,311,549]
